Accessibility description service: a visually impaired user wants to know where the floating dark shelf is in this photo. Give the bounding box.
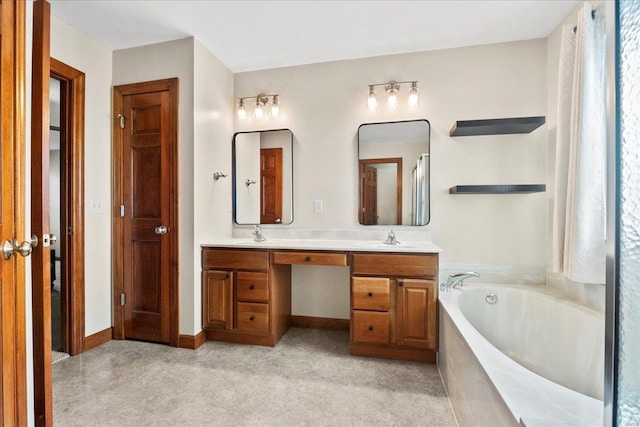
[449,184,546,194]
[449,116,546,137]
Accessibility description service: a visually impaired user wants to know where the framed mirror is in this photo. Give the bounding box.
[358,120,430,225]
[233,129,293,225]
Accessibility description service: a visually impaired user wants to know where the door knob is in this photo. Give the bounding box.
[155,225,168,235]
[2,235,38,260]
[275,218,282,224]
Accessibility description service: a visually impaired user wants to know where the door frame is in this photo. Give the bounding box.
[1,0,27,424]
[359,157,403,224]
[50,58,85,356]
[112,78,180,346]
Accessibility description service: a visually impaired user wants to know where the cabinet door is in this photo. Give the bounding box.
[203,270,234,330]
[396,279,437,349]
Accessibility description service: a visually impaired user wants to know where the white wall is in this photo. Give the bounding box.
[192,39,234,334]
[234,39,549,318]
[51,16,113,336]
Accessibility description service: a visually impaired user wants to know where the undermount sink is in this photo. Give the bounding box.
[354,241,419,249]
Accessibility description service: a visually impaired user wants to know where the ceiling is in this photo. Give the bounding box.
[49,0,579,73]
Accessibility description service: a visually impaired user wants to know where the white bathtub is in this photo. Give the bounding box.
[438,284,604,427]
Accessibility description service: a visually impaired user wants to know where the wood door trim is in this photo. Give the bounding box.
[359,157,403,224]
[31,0,53,425]
[50,57,85,356]
[112,77,179,347]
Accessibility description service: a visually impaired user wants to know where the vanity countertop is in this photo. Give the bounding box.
[201,238,442,253]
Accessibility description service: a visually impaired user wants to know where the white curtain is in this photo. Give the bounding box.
[552,4,606,284]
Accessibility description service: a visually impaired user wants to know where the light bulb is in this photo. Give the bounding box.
[254,98,264,119]
[408,82,419,107]
[237,100,246,120]
[387,87,398,109]
[271,96,280,117]
[367,86,377,110]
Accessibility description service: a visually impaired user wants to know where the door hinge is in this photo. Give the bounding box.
[68,226,73,236]
[116,113,125,129]
[120,293,126,306]
[120,205,125,217]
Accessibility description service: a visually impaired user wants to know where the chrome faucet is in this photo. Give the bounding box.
[383,227,400,245]
[252,225,267,242]
[441,272,480,291]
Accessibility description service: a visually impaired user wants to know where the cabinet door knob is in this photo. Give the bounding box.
[367,292,373,297]
[305,256,311,262]
[249,316,255,321]
[398,282,404,287]
[225,274,229,279]
[368,326,374,332]
[249,284,255,290]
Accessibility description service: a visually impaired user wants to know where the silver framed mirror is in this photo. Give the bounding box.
[358,120,430,226]
[232,129,294,225]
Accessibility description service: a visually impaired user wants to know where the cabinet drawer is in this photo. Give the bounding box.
[237,272,269,302]
[237,302,270,334]
[352,277,391,311]
[202,249,269,271]
[351,253,437,277]
[272,251,348,266]
[352,310,390,344]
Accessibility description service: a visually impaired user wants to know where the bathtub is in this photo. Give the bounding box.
[438,284,604,427]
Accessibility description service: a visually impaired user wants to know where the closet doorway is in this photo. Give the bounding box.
[48,58,86,357]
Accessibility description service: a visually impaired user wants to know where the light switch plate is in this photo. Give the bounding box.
[89,199,104,213]
[314,200,323,214]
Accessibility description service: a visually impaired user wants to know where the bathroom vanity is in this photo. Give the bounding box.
[201,240,440,363]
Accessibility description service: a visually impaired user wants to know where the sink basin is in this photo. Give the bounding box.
[353,241,419,249]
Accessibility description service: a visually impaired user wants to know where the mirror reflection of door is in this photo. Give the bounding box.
[260,147,283,224]
[358,120,430,225]
[359,158,402,225]
[233,129,293,225]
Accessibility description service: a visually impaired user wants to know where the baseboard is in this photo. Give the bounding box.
[83,327,113,352]
[290,315,350,331]
[178,330,207,350]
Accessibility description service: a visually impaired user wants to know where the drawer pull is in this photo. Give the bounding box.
[249,316,255,321]
[305,256,311,262]
[368,292,373,297]
[249,284,255,290]
[368,326,374,332]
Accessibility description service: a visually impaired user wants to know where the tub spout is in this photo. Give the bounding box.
[441,272,480,291]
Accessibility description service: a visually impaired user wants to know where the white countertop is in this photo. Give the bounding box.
[201,238,442,253]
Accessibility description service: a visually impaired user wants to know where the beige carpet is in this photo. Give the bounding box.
[53,328,457,426]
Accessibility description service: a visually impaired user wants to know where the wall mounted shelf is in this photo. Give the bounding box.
[449,116,546,137]
[449,184,546,194]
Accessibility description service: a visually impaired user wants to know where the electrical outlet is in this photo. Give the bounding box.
[314,200,323,214]
[89,199,104,213]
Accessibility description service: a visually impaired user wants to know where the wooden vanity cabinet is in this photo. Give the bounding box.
[201,248,291,346]
[350,253,438,363]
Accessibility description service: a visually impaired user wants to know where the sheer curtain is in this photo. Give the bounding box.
[552,4,606,284]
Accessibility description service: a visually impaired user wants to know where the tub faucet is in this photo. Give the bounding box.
[441,272,480,291]
[252,225,267,242]
[383,227,400,245]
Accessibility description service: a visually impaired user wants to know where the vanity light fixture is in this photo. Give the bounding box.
[366,81,419,110]
[237,93,280,120]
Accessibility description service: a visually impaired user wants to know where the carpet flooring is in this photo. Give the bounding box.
[53,328,457,426]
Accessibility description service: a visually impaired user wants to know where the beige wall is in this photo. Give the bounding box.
[51,16,113,336]
[235,39,549,318]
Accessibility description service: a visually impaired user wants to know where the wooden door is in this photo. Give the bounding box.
[114,79,178,346]
[396,279,437,349]
[260,148,282,224]
[31,0,53,424]
[202,270,233,330]
[0,0,27,424]
[359,163,377,225]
